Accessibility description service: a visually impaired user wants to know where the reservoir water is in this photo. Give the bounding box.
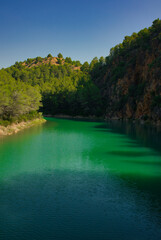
[0,118,161,240]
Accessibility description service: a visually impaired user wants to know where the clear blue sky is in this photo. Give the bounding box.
[0,0,161,68]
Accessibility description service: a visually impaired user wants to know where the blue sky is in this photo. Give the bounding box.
[0,0,161,68]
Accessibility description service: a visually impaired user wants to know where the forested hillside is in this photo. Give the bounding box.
[92,18,161,123]
[0,19,161,125]
[4,54,103,117]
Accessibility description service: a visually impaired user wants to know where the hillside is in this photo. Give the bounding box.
[1,19,161,125]
[92,19,161,124]
[21,54,81,71]
[3,54,102,118]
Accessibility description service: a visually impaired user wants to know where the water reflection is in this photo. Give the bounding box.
[94,121,161,153]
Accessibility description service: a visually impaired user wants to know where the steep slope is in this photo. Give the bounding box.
[93,19,161,124]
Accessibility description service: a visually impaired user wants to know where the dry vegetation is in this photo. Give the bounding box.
[0,118,46,136]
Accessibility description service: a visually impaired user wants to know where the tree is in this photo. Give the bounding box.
[57,58,62,64]
[99,56,105,65]
[80,62,89,73]
[57,53,63,58]
[90,57,99,70]
[75,61,81,67]
[35,57,42,63]
[26,58,33,65]
[0,70,42,121]
[47,54,53,58]
[65,57,72,64]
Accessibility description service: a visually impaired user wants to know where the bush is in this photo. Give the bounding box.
[0,119,10,126]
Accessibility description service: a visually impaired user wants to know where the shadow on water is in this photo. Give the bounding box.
[108,150,159,157]
[93,121,161,154]
[122,159,161,166]
[0,170,161,240]
[92,120,161,203]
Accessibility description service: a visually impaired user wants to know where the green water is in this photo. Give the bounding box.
[0,118,161,240]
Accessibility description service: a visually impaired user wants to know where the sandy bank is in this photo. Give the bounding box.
[0,118,46,136]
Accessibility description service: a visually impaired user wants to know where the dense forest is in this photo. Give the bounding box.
[4,54,103,116]
[0,19,161,125]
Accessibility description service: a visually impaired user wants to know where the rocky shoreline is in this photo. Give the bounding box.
[0,118,46,136]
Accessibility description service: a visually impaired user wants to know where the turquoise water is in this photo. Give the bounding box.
[0,118,161,240]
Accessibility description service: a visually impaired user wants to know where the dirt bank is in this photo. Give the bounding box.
[0,118,46,136]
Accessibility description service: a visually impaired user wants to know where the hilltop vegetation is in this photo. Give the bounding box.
[0,53,103,125]
[0,19,161,125]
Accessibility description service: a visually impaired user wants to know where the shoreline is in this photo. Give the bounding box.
[44,114,104,122]
[44,114,161,126]
[0,118,46,136]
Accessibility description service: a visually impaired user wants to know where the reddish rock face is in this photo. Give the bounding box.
[95,31,161,124]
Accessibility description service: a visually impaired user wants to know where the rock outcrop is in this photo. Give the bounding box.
[94,19,161,124]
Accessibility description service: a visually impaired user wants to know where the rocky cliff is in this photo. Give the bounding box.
[94,19,161,124]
